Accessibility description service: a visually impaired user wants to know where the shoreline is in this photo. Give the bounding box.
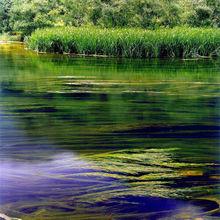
[0,41,215,60]
[0,41,23,44]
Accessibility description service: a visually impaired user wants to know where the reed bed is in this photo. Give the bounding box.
[27,27,220,58]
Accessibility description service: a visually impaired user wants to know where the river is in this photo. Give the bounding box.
[0,43,220,219]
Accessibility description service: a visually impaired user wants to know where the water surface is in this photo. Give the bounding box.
[0,44,220,219]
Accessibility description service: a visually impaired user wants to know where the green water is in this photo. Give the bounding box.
[0,43,220,220]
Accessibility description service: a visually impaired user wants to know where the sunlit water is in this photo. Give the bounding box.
[0,44,220,219]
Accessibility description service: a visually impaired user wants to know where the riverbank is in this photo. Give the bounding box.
[27,27,220,58]
[0,33,22,43]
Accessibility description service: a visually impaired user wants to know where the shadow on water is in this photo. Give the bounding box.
[0,44,220,219]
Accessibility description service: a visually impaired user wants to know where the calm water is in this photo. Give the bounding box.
[0,43,220,220]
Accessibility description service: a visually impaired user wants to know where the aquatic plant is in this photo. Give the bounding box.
[27,27,220,58]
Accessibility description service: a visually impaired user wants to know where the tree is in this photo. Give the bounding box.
[0,0,219,36]
[0,0,12,33]
[60,0,90,26]
[184,0,220,27]
[89,0,181,28]
[10,0,63,35]
[206,0,220,27]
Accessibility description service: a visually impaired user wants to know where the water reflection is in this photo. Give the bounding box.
[0,44,220,219]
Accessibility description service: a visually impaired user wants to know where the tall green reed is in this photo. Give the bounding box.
[27,27,220,58]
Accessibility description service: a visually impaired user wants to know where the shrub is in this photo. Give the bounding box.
[189,5,213,27]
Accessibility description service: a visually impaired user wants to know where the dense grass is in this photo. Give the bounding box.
[27,27,220,58]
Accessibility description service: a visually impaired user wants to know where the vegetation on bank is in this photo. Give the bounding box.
[27,27,220,58]
[1,1,219,57]
[0,0,220,36]
[0,33,21,42]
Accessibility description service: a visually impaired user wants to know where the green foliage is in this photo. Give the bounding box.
[187,0,220,27]
[189,5,213,27]
[9,0,63,35]
[0,0,12,33]
[89,0,181,28]
[27,26,220,58]
[59,0,90,26]
[0,0,219,36]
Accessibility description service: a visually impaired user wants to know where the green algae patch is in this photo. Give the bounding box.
[83,148,220,200]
